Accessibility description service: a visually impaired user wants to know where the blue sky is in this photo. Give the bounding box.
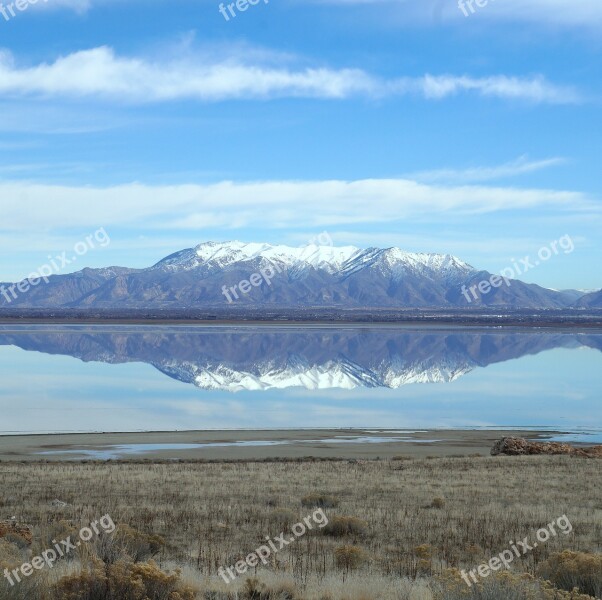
[0,0,601,290]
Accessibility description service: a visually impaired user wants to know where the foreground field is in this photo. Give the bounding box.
[1,456,601,599]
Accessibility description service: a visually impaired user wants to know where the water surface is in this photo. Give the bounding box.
[1,324,601,435]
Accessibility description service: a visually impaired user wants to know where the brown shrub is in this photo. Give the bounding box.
[414,544,435,560]
[268,509,297,530]
[301,494,339,509]
[53,558,196,600]
[435,569,598,600]
[0,522,32,546]
[1,533,30,551]
[113,524,164,562]
[0,538,24,563]
[323,517,367,538]
[242,576,298,599]
[334,545,366,571]
[430,497,446,509]
[537,550,602,598]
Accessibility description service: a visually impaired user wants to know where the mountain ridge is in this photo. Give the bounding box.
[0,241,596,309]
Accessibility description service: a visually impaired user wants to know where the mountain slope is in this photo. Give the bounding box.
[575,289,602,308]
[0,241,589,309]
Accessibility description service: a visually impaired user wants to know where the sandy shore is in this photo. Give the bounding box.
[0,428,575,461]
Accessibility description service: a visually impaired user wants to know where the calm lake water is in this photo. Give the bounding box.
[1,324,601,437]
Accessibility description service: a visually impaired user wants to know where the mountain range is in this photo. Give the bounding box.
[1,241,600,309]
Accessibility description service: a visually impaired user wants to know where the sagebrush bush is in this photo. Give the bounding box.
[323,517,367,538]
[301,494,339,509]
[53,558,196,600]
[242,576,299,599]
[268,508,297,530]
[430,498,446,509]
[537,551,602,598]
[0,538,25,563]
[434,569,598,600]
[113,524,164,562]
[40,520,79,556]
[334,545,366,571]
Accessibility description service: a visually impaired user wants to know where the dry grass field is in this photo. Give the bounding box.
[1,456,601,599]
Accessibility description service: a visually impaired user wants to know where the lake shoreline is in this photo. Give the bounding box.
[1,306,602,328]
[0,428,596,462]
[2,320,602,330]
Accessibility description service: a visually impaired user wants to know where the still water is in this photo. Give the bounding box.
[1,324,601,437]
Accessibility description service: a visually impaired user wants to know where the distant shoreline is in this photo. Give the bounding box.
[1,307,602,328]
[1,428,597,462]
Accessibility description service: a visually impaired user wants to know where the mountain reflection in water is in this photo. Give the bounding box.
[1,325,600,392]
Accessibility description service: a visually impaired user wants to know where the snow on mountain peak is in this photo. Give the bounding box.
[154,240,475,280]
[192,241,362,272]
[379,248,473,272]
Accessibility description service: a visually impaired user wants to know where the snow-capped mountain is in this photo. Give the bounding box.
[154,241,364,275]
[0,241,588,308]
[337,246,474,283]
[152,241,476,285]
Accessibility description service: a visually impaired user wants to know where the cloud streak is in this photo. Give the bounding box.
[317,0,602,28]
[35,0,602,29]
[409,156,567,184]
[0,46,581,104]
[0,177,593,233]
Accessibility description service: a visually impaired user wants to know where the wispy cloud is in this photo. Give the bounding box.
[316,0,602,29]
[37,0,602,29]
[453,0,602,28]
[409,155,567,184]
[0,177,594,233]
[40,0,91,12]
[403,75,579,103]
[0,46,581,104]
[329,231,589,258]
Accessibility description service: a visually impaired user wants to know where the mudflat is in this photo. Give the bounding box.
[0,428,574,461]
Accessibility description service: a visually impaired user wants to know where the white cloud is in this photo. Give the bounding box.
[0,177,594,233]
[0,46,580,104]
[409,156,567,184]
[405,75,578,103]
[330,231,589,257]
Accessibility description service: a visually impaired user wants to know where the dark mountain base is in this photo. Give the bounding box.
[1,307,602,327]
